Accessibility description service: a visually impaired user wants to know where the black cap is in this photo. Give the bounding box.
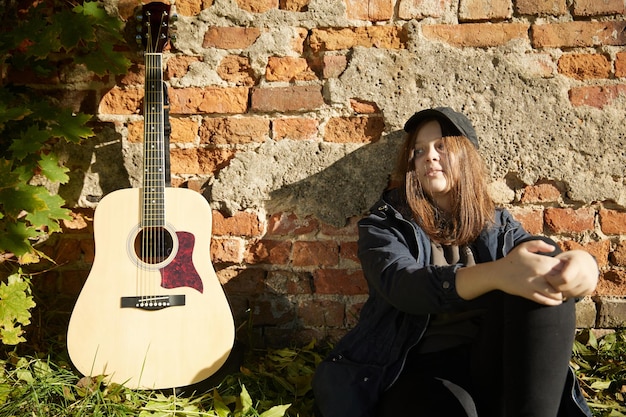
[403,107,479,149]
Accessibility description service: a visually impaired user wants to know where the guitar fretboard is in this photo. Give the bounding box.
[143,52,166,228]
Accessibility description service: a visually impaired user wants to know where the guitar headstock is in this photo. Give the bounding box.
[137,2,174,53]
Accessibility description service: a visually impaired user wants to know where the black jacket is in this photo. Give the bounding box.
[313,189,592,417]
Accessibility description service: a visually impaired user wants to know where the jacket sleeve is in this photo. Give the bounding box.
[357,209,469,315]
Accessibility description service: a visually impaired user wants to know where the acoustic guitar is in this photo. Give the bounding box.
[67,2,235,389]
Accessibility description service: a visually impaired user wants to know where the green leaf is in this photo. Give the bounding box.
[0,185,47,218]
[57,9,96,48]
[24,190,71,232]
[259,404,291,417]
[212,389,232,417]
[0,222,38,257]
[75,40,131,76]
[0,274,36,346]
[38,153,70,183]
[9,125,50,160]
[76,1,110,21]
[239,384,253,416]
[49,112,94,143]
[590,380,613,390]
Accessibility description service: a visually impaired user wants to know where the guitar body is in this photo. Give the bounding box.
[67,187,234,389]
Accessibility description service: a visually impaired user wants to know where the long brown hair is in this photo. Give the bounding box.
[392,119,494,245]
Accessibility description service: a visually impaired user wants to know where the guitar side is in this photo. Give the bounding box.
[67,187,234,389]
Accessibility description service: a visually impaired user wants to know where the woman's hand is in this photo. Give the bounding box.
[456,240,599,306]
[494,240,567,306]
[545,250,599,299]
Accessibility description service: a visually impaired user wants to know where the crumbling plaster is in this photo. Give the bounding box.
[71,1,625,228]
[211,22,626,226]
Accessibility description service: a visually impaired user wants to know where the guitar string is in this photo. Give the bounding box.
[142,17,167,305]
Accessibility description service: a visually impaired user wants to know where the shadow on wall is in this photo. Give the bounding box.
[58,124,133,207]
[267,130,406,227]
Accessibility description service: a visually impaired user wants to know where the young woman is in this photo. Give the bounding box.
[312,107,598,417]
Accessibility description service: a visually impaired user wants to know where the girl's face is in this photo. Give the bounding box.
[413,120,455,210]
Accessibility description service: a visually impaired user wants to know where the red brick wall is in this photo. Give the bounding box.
[24,0,626,346]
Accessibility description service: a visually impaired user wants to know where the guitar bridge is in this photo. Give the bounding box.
[121,295,185,310]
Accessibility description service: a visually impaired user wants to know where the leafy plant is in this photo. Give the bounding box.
[0,0,130,346]
[572,329,626,417]
[0,271,35,346]
[0,344,318,417]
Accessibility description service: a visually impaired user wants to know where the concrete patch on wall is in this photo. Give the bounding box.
[209,135,403,226]
[210,37,625,226]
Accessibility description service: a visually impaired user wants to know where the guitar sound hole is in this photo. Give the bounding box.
[134,227,174,264]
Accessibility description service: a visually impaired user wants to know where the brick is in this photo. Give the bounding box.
[99,87,143,114]
[60,270,89,296]
[345,0,393,21]
[203,27,261,49]
[516,0,567,15]
[210,237,244,263]
[291,28,309,53]
[280,0,309,12]
[170,118,198,143]
[398,0,448,19]
[531,21,626,48]
[573,0,625,16]
[313,269,367,295]
[265,56,317,82]
[596,294,626,327]
[272,118,319,140]
[55,238,82,265]
[166,56,202,79]
[340,241,359,264]
[599,208,626,235]
[236,0,278,13]
[520,182,563,203]
[616,52,626,78]
[569,85,626,109]
[245,239,292,264]
[422,23,529,48]
[557,54,611,80]
[170,147,235,175]
[596,270,626,296]
[217,55,256,87]
[298,299,345,327]
[175,0,213,16]
[169,87,249,114]
[212,210,264,237]
[218,268,266,293]
[509,207,544,235]
[249,297,296,326]
[610,241,626,267]
[322,54,348,78]
[459,0,512,21]
[309,26,408,52]
[200,117,270,145]
[80,239,95,264]
[251,85,324,112]
[560,239,611,268]
[292,241,339,267]
[324,116,385,143]
[350,98,380,114]
[266,212,320,236]
[544,207,595,234]
[320,217,360,236]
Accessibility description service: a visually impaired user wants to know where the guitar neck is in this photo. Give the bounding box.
[143,52,166,228]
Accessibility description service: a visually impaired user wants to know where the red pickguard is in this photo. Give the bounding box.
[160,231,203,293]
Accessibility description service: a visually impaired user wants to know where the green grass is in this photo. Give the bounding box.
[1,330,624,417]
